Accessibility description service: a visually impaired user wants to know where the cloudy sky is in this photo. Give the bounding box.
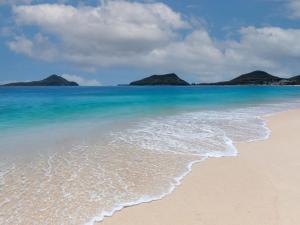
[0,0,300,85]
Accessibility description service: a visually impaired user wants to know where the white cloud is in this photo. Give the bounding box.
[231,27,300,60]
[8,35,33,56]
[7,1,300,82]
[12,2,187,59]
[137,26,300,81]
[8,33,58,61]
[287,0,300,19]
[222,26,300,78]
[62,74,101,86]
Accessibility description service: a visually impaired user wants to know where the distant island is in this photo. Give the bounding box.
[3,75,79,86]
[198,71,300,85]
[130,73,189,86]
[128,71,300,86]
[3,71,300,87]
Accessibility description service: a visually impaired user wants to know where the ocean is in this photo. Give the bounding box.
[1,86,300,225]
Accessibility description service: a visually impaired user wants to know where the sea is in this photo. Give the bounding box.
[1,86,300,225]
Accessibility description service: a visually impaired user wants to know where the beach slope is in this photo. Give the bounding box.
[99,109,300,225]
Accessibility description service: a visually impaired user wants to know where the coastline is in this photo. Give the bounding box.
[98,109,300,225]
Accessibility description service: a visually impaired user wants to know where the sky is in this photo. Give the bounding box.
[0,0,300,85]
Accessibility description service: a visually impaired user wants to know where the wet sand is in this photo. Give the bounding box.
[99,109,300,225]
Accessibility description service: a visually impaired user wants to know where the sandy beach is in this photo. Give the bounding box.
[99,109,300,225]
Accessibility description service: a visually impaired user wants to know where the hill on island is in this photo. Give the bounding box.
[216,71,282,85]
[130,73,189,86]
[199,71,300,85]
[289,75,300,83]
[3,75,79,86]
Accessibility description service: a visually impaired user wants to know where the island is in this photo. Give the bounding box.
[3,75,79,86]
[130,73,189,86]
[198,71,300,85]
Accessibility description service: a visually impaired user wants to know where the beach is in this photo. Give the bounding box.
[2,86,300,225]
[99,109,300,225]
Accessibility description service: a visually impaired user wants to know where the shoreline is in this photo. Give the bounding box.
[98,109,300,225]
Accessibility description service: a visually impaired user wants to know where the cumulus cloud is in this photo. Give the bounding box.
[231,27,300,60]
[62,74,101,86]
[7,1,300,81]
[12,2,187,59]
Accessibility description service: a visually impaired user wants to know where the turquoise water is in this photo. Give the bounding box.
[1,86,300,131]
[1,86,300,225]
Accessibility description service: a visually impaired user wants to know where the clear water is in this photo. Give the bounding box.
[1,86,300,225]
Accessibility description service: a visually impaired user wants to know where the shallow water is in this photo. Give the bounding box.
[1,86,300,225]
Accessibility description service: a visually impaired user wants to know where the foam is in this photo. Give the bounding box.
[112,107,272,156]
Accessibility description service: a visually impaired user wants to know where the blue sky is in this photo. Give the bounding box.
[0,0,300,85]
